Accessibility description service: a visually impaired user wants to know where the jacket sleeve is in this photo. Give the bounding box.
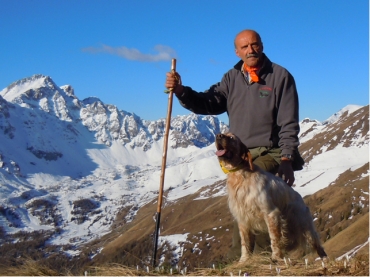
[175,78,228,115]
[276,71,300,155]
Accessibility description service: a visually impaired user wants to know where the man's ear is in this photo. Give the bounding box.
[235,48,240,58]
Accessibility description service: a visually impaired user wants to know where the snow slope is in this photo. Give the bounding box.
[0,75,368,258]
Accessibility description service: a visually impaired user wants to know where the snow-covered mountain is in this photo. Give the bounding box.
[298,104,364,144]
[0,74,368,262]
[0,75,228,246]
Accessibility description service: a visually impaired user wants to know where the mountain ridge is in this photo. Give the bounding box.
[0,74,368,272]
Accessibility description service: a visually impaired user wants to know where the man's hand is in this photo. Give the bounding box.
[278,160,295,186]
[165,72,183,95]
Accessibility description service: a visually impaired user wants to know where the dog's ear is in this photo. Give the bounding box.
[246,151,254,171]
[240,143,254,171]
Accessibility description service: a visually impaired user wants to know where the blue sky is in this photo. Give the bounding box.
[0,0,368,123]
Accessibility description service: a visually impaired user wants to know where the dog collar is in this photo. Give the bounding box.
[219,161,244,174]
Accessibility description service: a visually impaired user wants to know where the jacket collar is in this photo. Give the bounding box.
[234,53,271,75]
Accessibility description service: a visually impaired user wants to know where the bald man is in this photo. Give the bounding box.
[165,29,304,259]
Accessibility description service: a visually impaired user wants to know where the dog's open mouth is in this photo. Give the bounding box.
[215,139,230,158]
[216,148,227,157]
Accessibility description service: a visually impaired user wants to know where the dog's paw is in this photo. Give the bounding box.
[318,247,328,259]
[321,255,329,263]
[270,252,284,263]
[237,255,250,265]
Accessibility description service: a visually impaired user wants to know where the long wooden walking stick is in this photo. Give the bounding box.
[152,58,176,268]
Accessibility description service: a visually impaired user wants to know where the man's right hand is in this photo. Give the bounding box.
[278,160,295,186]
[165,72,183,95]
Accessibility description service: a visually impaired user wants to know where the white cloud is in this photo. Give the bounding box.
[82,44,177,62]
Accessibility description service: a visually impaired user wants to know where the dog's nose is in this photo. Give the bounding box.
[216,133,224,139]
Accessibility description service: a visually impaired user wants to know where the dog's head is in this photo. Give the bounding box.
[215,132,254,172]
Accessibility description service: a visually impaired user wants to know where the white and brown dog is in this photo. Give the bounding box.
[215,132,327,263]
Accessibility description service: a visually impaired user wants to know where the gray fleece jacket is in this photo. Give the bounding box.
[176,54,300,156]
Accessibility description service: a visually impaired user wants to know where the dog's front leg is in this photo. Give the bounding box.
[238,224,255,264]
[265,211,284,261]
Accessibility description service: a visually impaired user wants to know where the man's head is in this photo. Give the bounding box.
[234,30,264,67]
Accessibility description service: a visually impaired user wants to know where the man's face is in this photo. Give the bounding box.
[234,31,264,67]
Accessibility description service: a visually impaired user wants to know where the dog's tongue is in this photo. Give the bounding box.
[216,149,226,157]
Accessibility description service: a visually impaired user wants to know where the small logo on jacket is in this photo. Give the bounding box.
[259,86,272,98]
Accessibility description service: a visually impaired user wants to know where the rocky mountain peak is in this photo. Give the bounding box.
[0,75,368,269]
[1,74,57,101]
[299,105,369,162]
[0,75,229,153]
[60,84,76,97]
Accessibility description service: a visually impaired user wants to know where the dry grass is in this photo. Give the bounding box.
[1,252,368,276]
[82,254,370,276]
[0,259,60,276]
[89,254,367,276]
[191,253,370,276]
[88,264,152,276]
